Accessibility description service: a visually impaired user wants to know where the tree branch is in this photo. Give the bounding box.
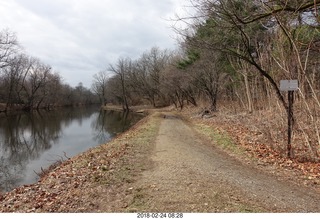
[237,0,320,24]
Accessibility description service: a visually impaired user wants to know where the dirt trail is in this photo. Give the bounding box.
[1,111,320,213]
[135,113,320,212]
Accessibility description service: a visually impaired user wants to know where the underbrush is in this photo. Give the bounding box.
[184,100,320,162]
[180,103,320,188]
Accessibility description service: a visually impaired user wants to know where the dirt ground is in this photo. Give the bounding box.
[130,113,320,212]
[1,110,320,212]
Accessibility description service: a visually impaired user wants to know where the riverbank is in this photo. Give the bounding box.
[0,111,162,212]
[1,106,320,212]
[0,103,100,114]
[0,106,142,193]
[103,104,175,114]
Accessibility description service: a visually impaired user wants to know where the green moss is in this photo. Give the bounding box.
[194,123,242,154]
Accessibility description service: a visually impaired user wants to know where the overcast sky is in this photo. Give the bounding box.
[0,0,191,88]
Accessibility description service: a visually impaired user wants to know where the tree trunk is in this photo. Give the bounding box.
[243,73,253,113]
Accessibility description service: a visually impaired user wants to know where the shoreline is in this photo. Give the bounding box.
[0,110,162,212]
[1,106,320,212]
[0,105,148,194]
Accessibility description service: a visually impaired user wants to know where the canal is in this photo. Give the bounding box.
[0,107,143,192]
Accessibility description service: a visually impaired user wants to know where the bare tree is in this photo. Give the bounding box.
[37,72,62,109]
[91,71,109,106]
[128,47,172,107]
[19,58,51,111]
[108,58,131,111]
[1,54,33,111]
[177,0,320,158]
[161,58,198,110]
[0,29,19,69]
[0,29,99,112]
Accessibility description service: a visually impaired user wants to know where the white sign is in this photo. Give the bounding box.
[280,80,298,91]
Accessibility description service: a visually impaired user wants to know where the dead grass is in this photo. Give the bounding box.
[0,112,161,212]
[180,104,320,191]
[193,123,241,154]
[1,104,320,212]
[183,101,320,161]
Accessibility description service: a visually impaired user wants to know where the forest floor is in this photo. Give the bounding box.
[0,106,320,212]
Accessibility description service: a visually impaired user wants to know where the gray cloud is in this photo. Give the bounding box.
[0,0,188,87]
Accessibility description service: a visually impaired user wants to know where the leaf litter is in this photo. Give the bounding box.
[1,108,320,212]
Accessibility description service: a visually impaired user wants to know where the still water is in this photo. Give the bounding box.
[0,107,143,192]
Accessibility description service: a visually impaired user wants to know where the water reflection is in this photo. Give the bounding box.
[0,108,143,192]
[91,110,132,144]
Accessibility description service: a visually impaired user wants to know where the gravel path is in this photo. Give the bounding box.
[137,113,320,212]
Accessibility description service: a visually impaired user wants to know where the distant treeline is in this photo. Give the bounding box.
[91,0,320,159]
[92,0,320,114]
[0,29,98,113]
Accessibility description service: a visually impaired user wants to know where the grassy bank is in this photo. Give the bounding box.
[1,105,320,212]
[0,112,162,212]
[180,106,320,191]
